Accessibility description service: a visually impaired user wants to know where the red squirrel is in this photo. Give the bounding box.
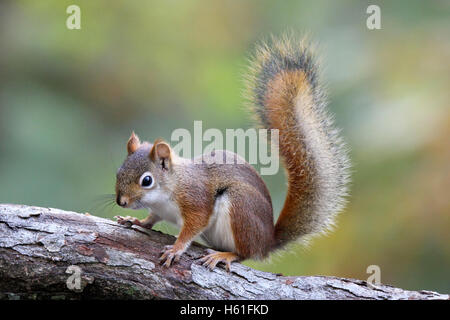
[114,36,350,271]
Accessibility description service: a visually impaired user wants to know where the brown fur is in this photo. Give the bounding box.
[115,36,350,267]
[264,70,318,244]
[127,132,141,155]
[246,36,350,249]
[174,165,214,247]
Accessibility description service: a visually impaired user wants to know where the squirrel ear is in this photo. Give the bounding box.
[150,140,172,171]
[127,132,141,155]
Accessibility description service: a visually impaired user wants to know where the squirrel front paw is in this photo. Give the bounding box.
[159,245,185,267]
[114,215,141,228]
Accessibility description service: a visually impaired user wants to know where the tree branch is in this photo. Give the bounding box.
[0,204,447,300]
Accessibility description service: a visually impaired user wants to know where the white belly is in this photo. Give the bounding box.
[201,194,236,252]
[142,187,235,252]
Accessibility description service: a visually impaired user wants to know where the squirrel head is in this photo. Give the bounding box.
[115,132,174,209]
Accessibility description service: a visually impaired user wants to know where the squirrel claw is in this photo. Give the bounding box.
[199,250,239,272]
[159,245,183,267]
[114,215,140,228]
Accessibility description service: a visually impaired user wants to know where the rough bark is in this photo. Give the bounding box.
[0,204,447,300]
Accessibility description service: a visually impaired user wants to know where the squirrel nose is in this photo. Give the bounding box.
[116,194,129,207]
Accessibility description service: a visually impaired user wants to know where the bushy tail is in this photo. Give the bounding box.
[245,35,350,248]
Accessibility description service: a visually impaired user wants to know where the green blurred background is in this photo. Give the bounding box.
[0,0,449,293]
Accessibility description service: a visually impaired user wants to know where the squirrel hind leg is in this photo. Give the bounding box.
[198,249,240,272]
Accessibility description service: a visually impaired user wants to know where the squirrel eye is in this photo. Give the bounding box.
[139,172,154,189]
